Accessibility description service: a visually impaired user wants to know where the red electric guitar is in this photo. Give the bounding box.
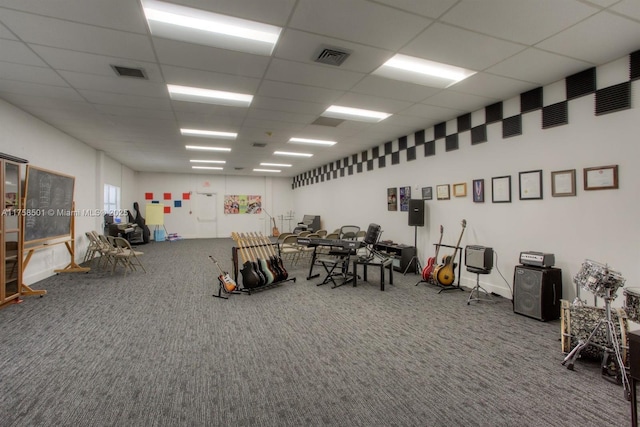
[422,225,443,281]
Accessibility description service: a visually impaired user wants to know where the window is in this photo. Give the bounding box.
[104,184,121,221]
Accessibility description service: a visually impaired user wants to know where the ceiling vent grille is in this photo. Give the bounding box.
[252,142,267,148]
[111,65,147,79]
[315,47,351,66]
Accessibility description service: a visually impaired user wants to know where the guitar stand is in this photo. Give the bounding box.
[212,283,241,300]
[415,244,464,293]
[467,270,493,304]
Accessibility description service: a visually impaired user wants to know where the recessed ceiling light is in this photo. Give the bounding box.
[322,105,390,123]
[168,84,252,107]
[253,169,281,173]
[273,151,313,158]
[181,129,237,139]
[373,54,476,88]
[142,0,282,55]
[260,162,291,167]
[289,137,337,146]
[192,166,224,170]
[186,145,231,152]
[190,159,226,164]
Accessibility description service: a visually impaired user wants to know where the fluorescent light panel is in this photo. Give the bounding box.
[374,54,476,88]
[190,159,226,164]
[186,145,231,152]
[260,162,291,167]
[192,166,223,170]
[168,84,252,107]
[253,169,280,173]
[142,0,282,56]
[181,128,237,139]
[289,137,337,146]
[273,151,313,158]
[322,105,390,123]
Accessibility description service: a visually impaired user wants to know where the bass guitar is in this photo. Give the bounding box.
[433,219,466,286]
[231,232,262,289]
[422,225,443,281]
[209,256,237,293]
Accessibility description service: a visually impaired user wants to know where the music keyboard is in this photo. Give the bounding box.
[297,237,363,249]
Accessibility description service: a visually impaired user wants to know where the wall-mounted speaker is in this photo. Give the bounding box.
[513,265,563,321]
[465,246,493,271]
[408,199,424,227]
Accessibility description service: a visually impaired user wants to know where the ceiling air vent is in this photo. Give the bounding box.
[314,47,351,66]
[234,167,244,170]
[252,142,267,148]
[110,65,148,79]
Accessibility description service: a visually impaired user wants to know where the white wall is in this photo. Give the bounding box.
[292,55,640,307]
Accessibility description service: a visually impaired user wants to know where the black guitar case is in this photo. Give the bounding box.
[133,202,151,244]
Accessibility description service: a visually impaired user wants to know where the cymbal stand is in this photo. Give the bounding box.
[561,286,630,400]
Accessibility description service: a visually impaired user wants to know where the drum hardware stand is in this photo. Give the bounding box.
[403,225,421,275]
[466,267,493,304]
[562,286,630,400]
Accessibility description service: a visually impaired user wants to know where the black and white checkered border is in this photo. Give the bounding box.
[292,50,639,189]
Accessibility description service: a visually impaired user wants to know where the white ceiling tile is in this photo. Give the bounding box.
[486,48,592,85]
[290,0,432,50]
[0,62,67,86]
[0,21,17,40]
[152,38,270,79]
[246,107,317,124]
[264,59,365,91]
[422,90,495,114]
[58,70,167,98]
[400,103,466,121]
[401,23,526,71]
[274,29,392,73]
[251,96,326,116]
[78,89,172,109]
[0,79,83,101]
[0,0,146,33]
[536,12,640,64]
[165,0,297,26]
[451,72,537,101]
[0,38,47,66]
[257,80,344,105]
[372,0,459,18]
[333,92,414,113]
[442,0,598,45]
[612,0,640,20]
[350,76,441,103]
[30,45,163,81]
[0,9,156,61]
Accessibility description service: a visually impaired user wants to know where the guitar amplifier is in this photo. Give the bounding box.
[519,251,555,268]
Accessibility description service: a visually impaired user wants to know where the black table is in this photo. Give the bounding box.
[353,257,393,291]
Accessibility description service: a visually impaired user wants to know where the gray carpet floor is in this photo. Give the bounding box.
[0,238,632,426]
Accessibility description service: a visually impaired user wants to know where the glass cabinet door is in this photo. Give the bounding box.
[2,161,21,303]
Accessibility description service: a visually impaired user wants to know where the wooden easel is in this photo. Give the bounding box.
[20,201,89,298]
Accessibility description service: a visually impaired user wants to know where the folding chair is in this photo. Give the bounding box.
[112,237,146,276]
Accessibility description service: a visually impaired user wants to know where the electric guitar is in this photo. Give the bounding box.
[433,219,466,286]
[209,256,237,293]
[421,225,443,281]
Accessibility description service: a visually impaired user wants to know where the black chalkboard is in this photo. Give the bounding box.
[24,166,75,243]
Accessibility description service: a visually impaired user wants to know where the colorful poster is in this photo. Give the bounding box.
[224,195,262,214]
[387,188,397,211]
[400,186,411,211]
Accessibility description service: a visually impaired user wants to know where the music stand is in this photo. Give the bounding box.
[466,266,493,304]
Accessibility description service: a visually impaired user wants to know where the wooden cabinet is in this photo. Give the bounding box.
[1,159,22,307]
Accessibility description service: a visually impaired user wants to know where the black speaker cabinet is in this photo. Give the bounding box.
[465,246,493,271]
[408,199,424,227]
[513,265,562,321]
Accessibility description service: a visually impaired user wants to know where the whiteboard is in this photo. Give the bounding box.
[146,203,164,225]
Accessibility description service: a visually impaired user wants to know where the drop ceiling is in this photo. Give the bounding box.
[0,0,639,178]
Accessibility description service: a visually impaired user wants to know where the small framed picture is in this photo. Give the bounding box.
[472,179,484,203]
[436,184,450,200]
[519,169,543,200]
[387,187,397,211]
[584,165,618,190]
[491,175,511,203]
[551,169,576,197]
[421,186,433,200]
[453,183,467,197]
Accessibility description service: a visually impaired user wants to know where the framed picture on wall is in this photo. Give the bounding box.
[584,165,618,190]
[399,186,411,211]
[436,184,450,200]
[421,186,432,200]
[387,187,397,211]
[453,182,467,197]
[491,175,511,203]
[519,169,543,200]
[551,169,576,197]
[472,179,484,203]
